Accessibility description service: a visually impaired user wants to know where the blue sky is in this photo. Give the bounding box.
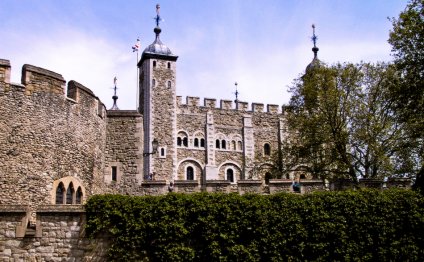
[0,0,405,110]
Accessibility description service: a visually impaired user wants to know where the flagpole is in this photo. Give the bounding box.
[136,50,139,111]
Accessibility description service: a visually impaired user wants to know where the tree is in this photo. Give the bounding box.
[285,63,362,181]
[284,62,408,182]
[389,0,424,191]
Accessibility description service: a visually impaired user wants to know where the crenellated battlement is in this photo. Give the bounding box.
[0,59,106,116]
[176,94,285,114]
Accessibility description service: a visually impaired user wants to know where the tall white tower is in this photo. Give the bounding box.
[137,4,178,181]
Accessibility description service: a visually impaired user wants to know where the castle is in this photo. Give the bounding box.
[1,7,315,214]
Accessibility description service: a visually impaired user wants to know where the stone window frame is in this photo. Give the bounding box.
[186,165,196,180]
[52,176,86,205]
[226,167,235,183]
[230,134,243,152]
[263,143,271,156]
[193,131,205,149]
[177,130,189,148]
[159,146,167,158]
[106,162,122,184]
[215,133,228,151]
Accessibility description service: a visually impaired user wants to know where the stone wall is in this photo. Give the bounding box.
[0,205,108,261]
[104,110,143,195]
[0,61,107,213]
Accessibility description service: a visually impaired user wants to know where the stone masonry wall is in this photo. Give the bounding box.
[176,99,282,182]
[0,61,107,212]
[0,206,109,261]
[104,111,144,195]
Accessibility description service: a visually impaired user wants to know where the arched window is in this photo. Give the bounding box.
[168,81,171,88]
[264,143,271,156]
[160,148,165,157]
[153,61,157,67]
[66,182,74,204]
[76,187,83,204]
[55,182,65,204]
[177,137,182,146]
[222,140,226,149]
[200,138,205,148]
[300,174,306,179]
[231,141,236,150]
[216,139,220,149]
[183,137,188,147]
[186,166,194,180]
[265,172,272,185]
[167,62,171,69]
[194,138,199,147]
[238,141,243,151]
[226,169,234,183]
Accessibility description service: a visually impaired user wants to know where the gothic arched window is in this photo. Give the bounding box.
[200,138,205,148]
[56,182,65,204]
[177,137,182,146]
[216,139,220,149]
[222,140,226,149]
[76,187,83,204]
[66,182,75,204]
[194,138,199,147]
[186,166,194,180]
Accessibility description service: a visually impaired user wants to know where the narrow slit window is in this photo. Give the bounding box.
[264,143,271,156]
[153,61,157,67]
[167,62,171,69]
[112,166,117,182]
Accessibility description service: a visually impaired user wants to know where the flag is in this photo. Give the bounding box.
[132,38,140,52]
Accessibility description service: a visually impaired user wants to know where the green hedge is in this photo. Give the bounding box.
[85,190,424,261]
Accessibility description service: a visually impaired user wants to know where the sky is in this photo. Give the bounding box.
[0,0,406,110]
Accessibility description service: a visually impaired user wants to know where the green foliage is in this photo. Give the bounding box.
[389,0,424,193]
[85,191,424,261]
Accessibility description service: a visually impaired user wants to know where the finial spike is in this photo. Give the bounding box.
[155,4,161,27]
[110,76,119,110]
[234,82,239,105]
[311,24,319,58]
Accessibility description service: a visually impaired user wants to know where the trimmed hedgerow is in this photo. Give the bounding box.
[85,190,424,261]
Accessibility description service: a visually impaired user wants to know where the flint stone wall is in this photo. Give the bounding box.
[0,62,107,212]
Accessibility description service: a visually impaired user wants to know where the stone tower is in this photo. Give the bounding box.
[138,5,178,180]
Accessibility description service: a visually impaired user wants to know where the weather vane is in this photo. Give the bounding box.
[110,76,119,110]
[234,82,239,104]
[311,24,318,48]
[155,4,161,27]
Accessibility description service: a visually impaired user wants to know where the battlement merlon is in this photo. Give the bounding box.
[22,64,66,95]
[177,95,282,114]
[0,59,11,83]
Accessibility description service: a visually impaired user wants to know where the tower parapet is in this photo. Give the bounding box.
[0,59,11,84]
